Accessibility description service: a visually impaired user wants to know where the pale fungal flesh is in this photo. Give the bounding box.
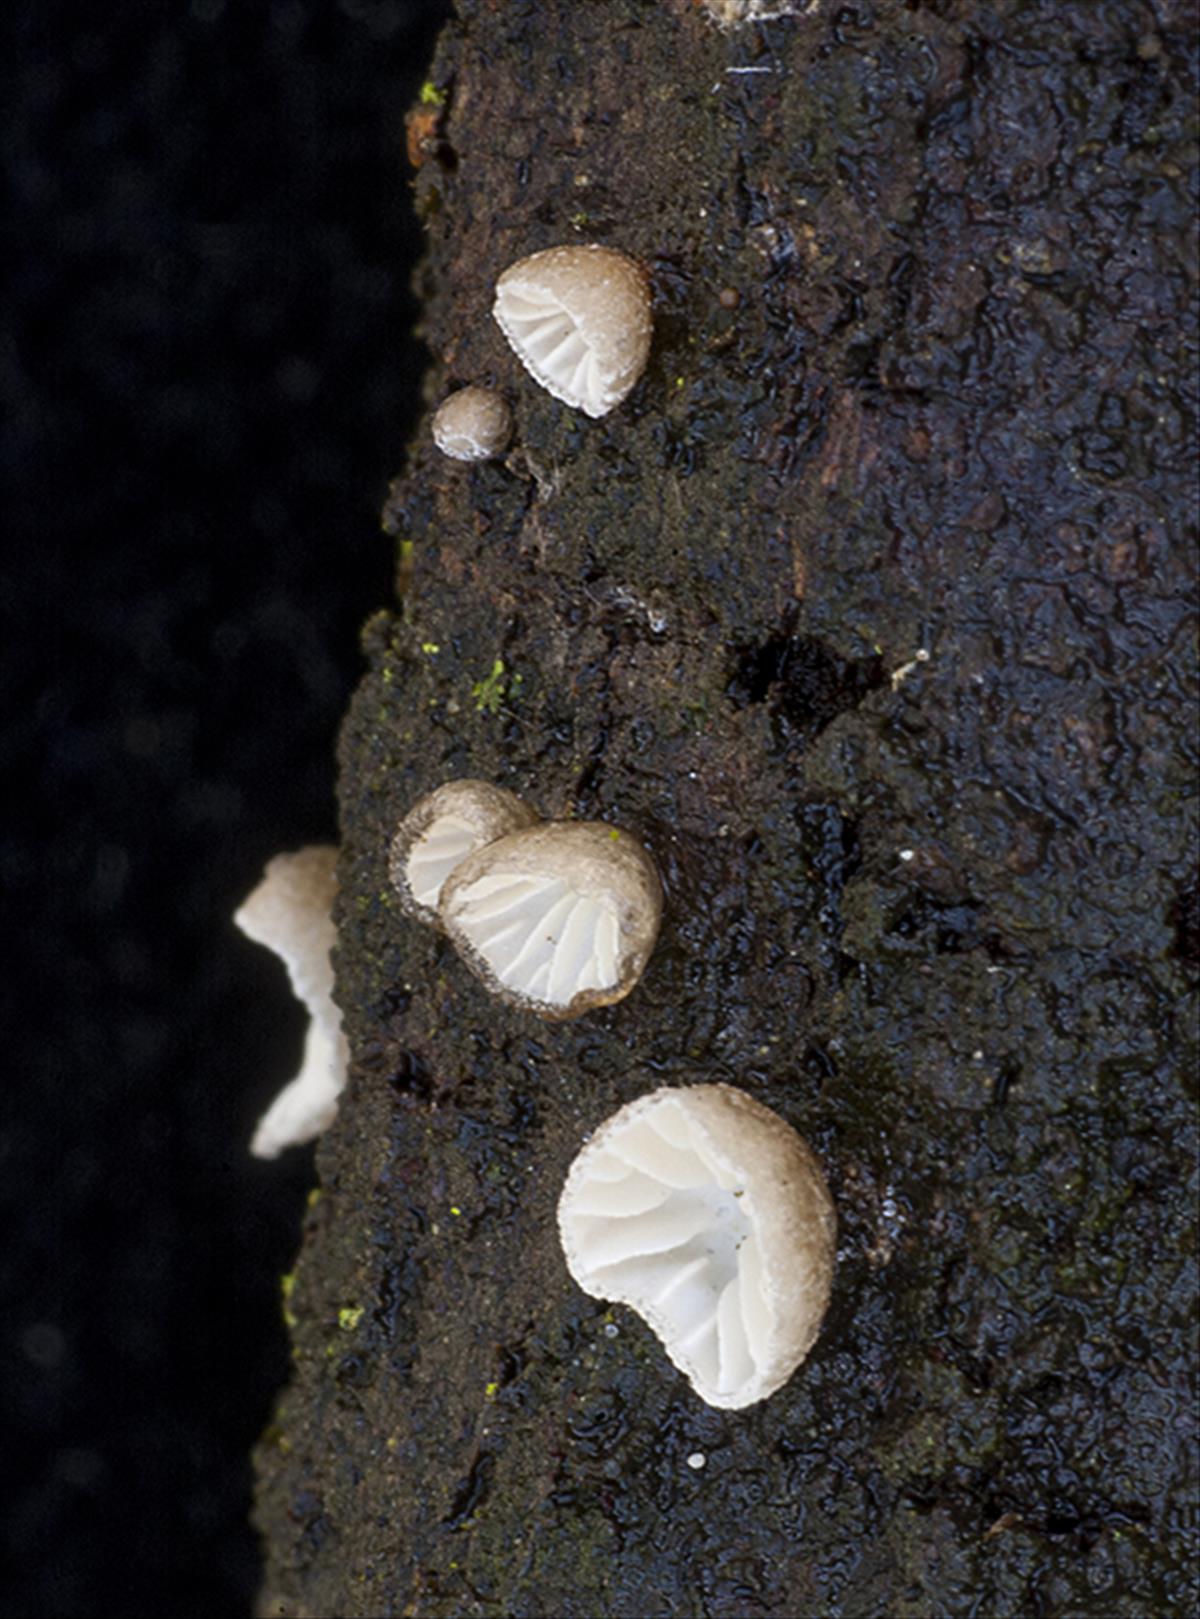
[388,780,538,927]
[557,1084,836,1409]
[234,846,349,1160]
[438,821,662,1019]
[493,244,652,418]
[702,1,818,25]
[431,386,513,462]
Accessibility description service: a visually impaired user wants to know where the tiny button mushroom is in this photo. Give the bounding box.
[388,780,538,927]
[431,386,513,462]
[492,244,652,418]
[557,1084,836,1409]
[438,821,662,1019]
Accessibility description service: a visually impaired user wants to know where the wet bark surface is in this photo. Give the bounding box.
[254,2,1198,1614]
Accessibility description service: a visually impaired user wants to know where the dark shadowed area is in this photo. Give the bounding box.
[0,2,449,1614]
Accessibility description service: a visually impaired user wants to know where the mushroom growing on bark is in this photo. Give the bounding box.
[438,820,662,1019]
[388,779,538,927]
[234,845,349,1159]
[558,1084,836,1408]
[492,244,652,418]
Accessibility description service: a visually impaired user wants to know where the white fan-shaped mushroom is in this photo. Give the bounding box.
[492,244,652,418]
[558,1085,836,1409]
[234,846,349,1159]
[388,780,538,927]
[438,821,661,1019]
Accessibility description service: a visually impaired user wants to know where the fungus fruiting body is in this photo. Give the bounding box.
[389,779,538,927]
[558,1084,836,1409]
[492,244,652,418]
[439,821,662,1019]
[431,386,513,462]
[234,845,349,1159]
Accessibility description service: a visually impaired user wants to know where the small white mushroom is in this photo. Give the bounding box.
[439,821,661,1019]
[388,780,538,927]
[234,846,349,1160]
[558,1084,836,1409]
[492,244,652,418]
[431,386,513,462]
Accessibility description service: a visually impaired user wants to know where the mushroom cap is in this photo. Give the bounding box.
[438,820,662,1019]
[233,845,349,1159]
[431,385,513,462]
[492,244,652,418]
[388,779,538,927]
[557,1084,836,1409]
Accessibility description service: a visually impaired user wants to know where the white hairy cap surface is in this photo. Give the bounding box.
[558,1084,836,1409]
[388,780,538,927]
[234,846,349,1159]
[492,244,652,418]
[431,386,513,462]
[439,821,662,1019]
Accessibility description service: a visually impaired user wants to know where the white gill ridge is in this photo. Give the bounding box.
[453,871,620,1005]
[499,293,596,411]
[406,814,478,908]
[557,1084,836,1408]
[564,1106,767,1396]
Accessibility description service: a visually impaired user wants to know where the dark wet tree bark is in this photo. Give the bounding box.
[254,3,1198,1614]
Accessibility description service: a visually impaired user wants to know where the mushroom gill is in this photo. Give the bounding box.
[438,821,661,1019]
[388,779,538,927]
[557,1084,836,1409]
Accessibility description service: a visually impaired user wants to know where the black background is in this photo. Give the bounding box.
[2,2,449,1613]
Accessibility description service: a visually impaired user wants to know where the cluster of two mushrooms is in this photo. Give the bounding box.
[389,780,662,1019]
[433,242,653,461]
[390,781,836,1410]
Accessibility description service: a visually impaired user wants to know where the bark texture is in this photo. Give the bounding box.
[255,1,1198,1614]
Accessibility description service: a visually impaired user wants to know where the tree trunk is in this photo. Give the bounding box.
[254,2,1198,1614]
